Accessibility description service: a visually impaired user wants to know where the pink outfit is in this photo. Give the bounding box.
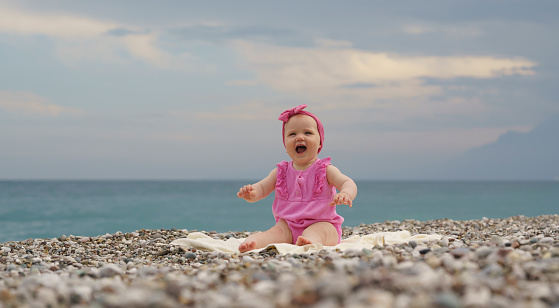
[273,157,344,244]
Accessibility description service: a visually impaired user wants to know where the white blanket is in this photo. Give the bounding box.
[170,231,441,255]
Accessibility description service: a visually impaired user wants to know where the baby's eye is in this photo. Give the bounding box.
[289,133,296,136]
[305,131,313,135]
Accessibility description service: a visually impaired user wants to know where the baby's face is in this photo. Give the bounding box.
[283,114,321,168]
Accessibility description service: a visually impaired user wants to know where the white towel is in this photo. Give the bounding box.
[170,231,442,255]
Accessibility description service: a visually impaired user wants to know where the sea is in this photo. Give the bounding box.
[1,180,558,243]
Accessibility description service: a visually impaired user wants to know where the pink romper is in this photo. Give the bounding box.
[273,157,344,244]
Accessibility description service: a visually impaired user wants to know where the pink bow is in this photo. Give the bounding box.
[278,104,308,122]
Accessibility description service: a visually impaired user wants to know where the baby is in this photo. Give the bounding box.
[237,104,357,253]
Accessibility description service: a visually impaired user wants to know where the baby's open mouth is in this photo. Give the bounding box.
[296,145,307,154]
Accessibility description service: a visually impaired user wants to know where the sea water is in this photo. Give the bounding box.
[0,180,557,243]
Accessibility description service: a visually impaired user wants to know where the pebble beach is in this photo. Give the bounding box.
[1,215,558,308]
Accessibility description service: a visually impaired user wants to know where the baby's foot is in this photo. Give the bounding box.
[238,241,256,253]
[295,236,313,246]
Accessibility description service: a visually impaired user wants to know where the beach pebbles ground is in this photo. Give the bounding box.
[1,215,558,307]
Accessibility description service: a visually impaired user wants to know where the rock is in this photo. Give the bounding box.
[366,290,395,307]
[184,252,197,260]
[35,288,58,307]
[424,255,442,268]
[490,235,504,246]
[252,280,276,295]
[450,247,470,258]
[463,285,491,307]
[475,246,493,259]
[99,264,123,277]
[439,236,450,247]
[419,248,431,255]
[287,257,301,267]
[434,292,461,308]
[70,285,93,303]
[242,255,257,263]
[317,274,351,299]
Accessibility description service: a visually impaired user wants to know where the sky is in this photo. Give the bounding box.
[1,1,558,180]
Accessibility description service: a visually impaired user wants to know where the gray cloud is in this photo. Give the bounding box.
[105,27,148,37]
[170,24,310,47]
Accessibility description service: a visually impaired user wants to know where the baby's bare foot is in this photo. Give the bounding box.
[295,236,313,246]
[238,241,256,253]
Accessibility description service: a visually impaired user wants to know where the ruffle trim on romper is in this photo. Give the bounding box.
[275,161,289,199]
[313,157,331,199]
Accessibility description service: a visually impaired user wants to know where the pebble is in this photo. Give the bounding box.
[419,248,431,255]
[184,252,197,260]
[451,247,470,258]
[490,235,504,246]
[434,292,461,308]
[439,236,449,247]
[99,264,123,277]
[0,215,557,307]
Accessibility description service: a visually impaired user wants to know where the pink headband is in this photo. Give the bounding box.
[278,104,324,154]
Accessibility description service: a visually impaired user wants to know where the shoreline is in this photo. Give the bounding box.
[1,215,558,307]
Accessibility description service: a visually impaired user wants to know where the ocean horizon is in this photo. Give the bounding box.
[1,179,557,243]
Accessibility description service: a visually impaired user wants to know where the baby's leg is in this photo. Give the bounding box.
[238,219,292,253]
[296,222,339,246]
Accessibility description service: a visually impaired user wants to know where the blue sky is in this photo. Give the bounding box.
[1,1,557,180]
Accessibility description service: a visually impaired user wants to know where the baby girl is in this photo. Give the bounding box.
[237,104,357,253]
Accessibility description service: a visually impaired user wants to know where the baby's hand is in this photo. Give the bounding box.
[330,192,353,207]
[237,184,257,201]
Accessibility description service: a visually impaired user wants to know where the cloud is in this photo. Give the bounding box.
[170,24,303,46]
[0,4,191,70]
[232,42,537,121]
[226,80,259,86]
[0,91,84,116]
[121,33,177,69]
[106,27,147,37]
[314,38,353,48]
[403,24,482,37]
[235,42,536,90]
[0,5,117,38]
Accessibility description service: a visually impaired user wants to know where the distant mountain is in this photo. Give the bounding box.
[439,113,559,180]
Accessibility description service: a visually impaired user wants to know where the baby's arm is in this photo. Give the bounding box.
[237,168,278,203]
[326,165,357,207]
